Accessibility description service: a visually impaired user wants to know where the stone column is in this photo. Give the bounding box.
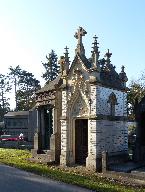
[60,119,69,166]
[50,108,56,157]
[86,119,97,170]
[86,85,98,171]
[52,108,55,134]
[60,90,70,166]
[40,108,45,149]
[32,108,41,156]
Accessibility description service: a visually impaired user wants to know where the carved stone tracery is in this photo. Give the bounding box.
[36,91,56,106]
[72,95,89,117]
[68,68,90,100]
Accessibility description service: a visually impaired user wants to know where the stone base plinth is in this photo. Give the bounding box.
[86,155,101,171]
[33,132,42,151]
[60,151,74,166]
[86,155,96,171]
[31,149,55,164]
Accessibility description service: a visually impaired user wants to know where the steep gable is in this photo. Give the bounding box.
[68,53,91,82]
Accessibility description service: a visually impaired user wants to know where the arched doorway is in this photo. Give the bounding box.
[75,119,88,164]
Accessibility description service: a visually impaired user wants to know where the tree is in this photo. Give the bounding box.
[8,65,22,110]
[8,66,41,111]
[127,72,145,120]
[0,74,12,120]
[16,70,41,111]
[42,50,59,82]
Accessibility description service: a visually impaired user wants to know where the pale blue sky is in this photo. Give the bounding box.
[0,0,145,108]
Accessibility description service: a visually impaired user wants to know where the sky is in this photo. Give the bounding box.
[0,0,145,109]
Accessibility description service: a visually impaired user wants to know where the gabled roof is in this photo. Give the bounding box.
[36,75,62,94]
[69,53,91,74]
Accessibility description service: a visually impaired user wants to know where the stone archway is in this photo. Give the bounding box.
[67,90,90,165]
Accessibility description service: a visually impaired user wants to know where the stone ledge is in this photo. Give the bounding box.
[60,116,67,120]
[88,115,128,121]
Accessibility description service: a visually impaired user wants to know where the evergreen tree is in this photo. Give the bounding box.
[16,70,41,111]
[42,50,59,82]
[9,66,41,111]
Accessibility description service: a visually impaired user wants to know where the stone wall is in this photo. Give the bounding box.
[87,85,128,168]
[95,120,128,157]
[96,86,127,116]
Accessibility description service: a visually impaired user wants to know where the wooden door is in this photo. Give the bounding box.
[75,119,88,164]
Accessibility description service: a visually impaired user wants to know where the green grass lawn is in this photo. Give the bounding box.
[0,148,144,192]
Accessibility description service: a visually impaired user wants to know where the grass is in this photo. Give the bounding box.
[0,148,144,192]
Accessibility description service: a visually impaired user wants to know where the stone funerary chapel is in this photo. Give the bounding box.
[32,27,128,171]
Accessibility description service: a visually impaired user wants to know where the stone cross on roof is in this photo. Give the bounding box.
[74,27,87,55]
[74,27,87,45]
[64,46,69,53]
[93,35,98,43]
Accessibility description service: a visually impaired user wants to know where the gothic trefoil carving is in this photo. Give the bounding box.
[69,68,90,100]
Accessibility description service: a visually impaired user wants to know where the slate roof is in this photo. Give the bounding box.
[36,75,62,94]
[4,111,29,117]
[36,54,124,94]
[79,54,92,69]
[100,62,124,90]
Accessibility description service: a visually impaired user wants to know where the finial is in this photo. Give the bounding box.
[64,46,69,57]
[58,56,65,65]
[121,65,125,72]
[92,35,100,54]
[74,27,87,55]
[64,46,69,53]
[119,65,128,87]
[91,35,100,70]
[104,49,112,64]
[74,27,87,44]
[64,46,70,64]
[93,35,98,41]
